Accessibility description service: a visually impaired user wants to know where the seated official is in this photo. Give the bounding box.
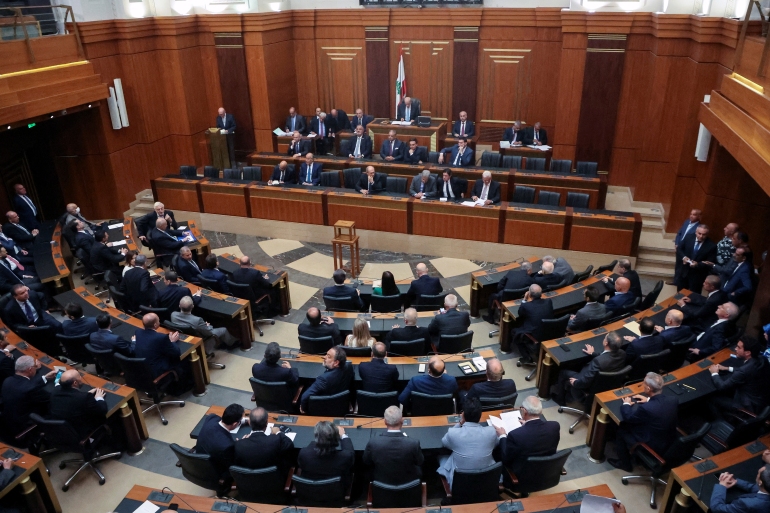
[438,168,465,200]
[711,464,770,513]
[351,108,373,130]
[403,138,425,165]
[201,253,231,295]
[0,230,34,268]
[300,346,354,413]
[604,277,635,316]
[158,271,201,311]
[502,121,524,146]
[471,171,501,205]
[348,125,373,159]
[172,296,239,354]
[373,270,399,297]
[709,336,770,418]
[231,256,276,313]
[120,254,158,312]
[64,203,103,236]
[176,246,202,285]
[4,284,62,332]
[50,369,109,439]
[235,407,294,473]
[196,403,243,483]
[150,218,186,257]
[0,246,44,296]
[410,170,437,199]
[624,317,665,364]
[269,160,297,185]
[357,165,386,195]
[310,111,334,154]
[123,250,158,279]
[566,285,605,333]
[602,259,642,298]
[299,153,323,186]
[532,260,563,290]
[463,358,517,406]
[298,421,355,489]
[543,255,575,287]
[1,356,56,437]
[3,211,38,250]
[609,372,678,472]
[344,318,375,348]
[364,406,424,486]
[654,310,692,346]
[552,332,627,406]
[90,314,134,357]
[687,302,737,361]
[299,307,343,346]
[252,341,299,389]
[69,220,95,255]
[285,107,306,135]
[678,275,726,330]
[90,230,127,276]
[398,356,458,409]
[287,131,309,157]
[406,262,442,307]
[0,458,20,492]
[323,268,364,311]
[133,313,192,393]
[386,307,431,354]
[428,294,471,344]
[380,130,405,162]
[511,285,555,363]
[62,302,98,337]
[358,342,399,393]
[525,122,547,146]
[495,396,560,481]
[710,247,753,305]
[438,137,474,167]
[485,261,534,324]
[397,96,420,123]
[438,397,497,488]
[452,111,475,138]
[136,202,178,242]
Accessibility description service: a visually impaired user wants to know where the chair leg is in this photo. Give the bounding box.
[207,353,226,370]
[488,329,499,338]
[621,475,666,508]
[525,367,537,382]
[140,400,185,426]
[557,407,590,434]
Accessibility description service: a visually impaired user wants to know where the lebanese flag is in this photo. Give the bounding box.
[396,47,407,118]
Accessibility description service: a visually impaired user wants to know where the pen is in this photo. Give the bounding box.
[683,384,696,391]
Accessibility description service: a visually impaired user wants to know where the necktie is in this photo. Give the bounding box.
[389,142,394,156]
[23,301,35,324]
[481,184,489,201]
[460,122,465,136]
[513,131,517,143]
[355,137,362,156]
[280,171,284,182]
[291,117,295,131]
[695,241,701,253]
[22,196,36,215]
[306,165,312,182]
[319,122,324,137]
[420,182,424,192]
[535,130,539,141]
[445,181,453,198]
[453,150,461,166]
[16,224,30,236]
[406,107,410,121]
[191,259,200,272]
[7,255,22,271]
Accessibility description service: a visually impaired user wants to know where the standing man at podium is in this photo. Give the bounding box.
[397,97,420,124]
[216,107,237,168]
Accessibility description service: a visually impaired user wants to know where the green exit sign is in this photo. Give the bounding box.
[27,123,36,129]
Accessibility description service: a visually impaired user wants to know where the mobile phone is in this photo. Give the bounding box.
[418,364,426,373]
[54,370,64,386]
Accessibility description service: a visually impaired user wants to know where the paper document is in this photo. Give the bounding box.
[390,121,402,125]
[625,321,641,337]
[487,410,523,433]
[461,201,478,207]
[285,432,297,441]
[500,141,511,149]
[229,418,248,434]
[107,223,123,230]
[263,422,274,435]
[273,128,286,136]
[110,240,126,247]
[536,145,552,151]
[579,494,620,513]
[132,501,160,513]
[177,225,187,230]
[472,357,487,371]
[306,133,316,138]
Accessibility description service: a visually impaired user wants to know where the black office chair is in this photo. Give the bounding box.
[629,349,671,381]
[504,449,572,497]
[441,462,502,505]
[544,275,570,292]
[29,414,121,492]
[525,158,546,171]
[502,155,522,169]
[242,166,261,181]
[56,334,95,368]
[585,311,615,330]
[385,176,406,193]
[357,390,399,417]
[306,390,350,417]
[368,480,426,508]
[478,392,518,410]
[15,326,62,359]
[566,192,590,209]
[638,280,664,312]
[412,292,448,312]
[292,475,350,507]
[550,159,572,173]
[108,286,136,315]
[370,294,402,313]
[249,377,302,413]
[339,139,351,157]
[428,151,440,163]
[226,280,274,336]
[571,265,594,284]
[180,165,197,178]
[139,305,172,323]
[621,422,711,508]
[298,335,334,355]
[480,151,502,168]
[162,320,225,371]
[434,331,474,355]
[389,338,426,357]
[409,392,454,416]
[701,406,770,455]
[323,296,361,312]
[455,177,468,196]
[514,314,571,383]
[592,260,618,276]
[340,345,372,357]
[223,168,242,180]
[170,443,227,496]
[203,166,219,178]
[104,269,121,290]
[343,168,362,189]
[512,186,536,204]
[84,343,122,378]
[114,353,185,425]
[576,161,598,176]
[230,465,294,504]
[320,171,341,188]
[417,146,429,163]
[77,248,105,290]
[537,191,561,206]
[196,274,223,293]
[559,365,632,433]
[661,335,695,372]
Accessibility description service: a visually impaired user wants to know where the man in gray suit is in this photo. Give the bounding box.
[437,397,498,488]
[567,286,606,333]
[171,296,239,354]
[544,255,574,284]
[410,170,437,199]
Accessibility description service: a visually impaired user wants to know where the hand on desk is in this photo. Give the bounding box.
[583,344,595,355]
[321,316,334,325]
[44,369,57,380]
[612,504,626,513]
[677,297,691,307]
[169,331,180,343]
[1,458,12,470]
[437,153,445,164]
[719,472,737,488]
[623,335,636,342]
[281,361,291,369]
[710,364,728,374]
[89,387,106,400]
[193,290,202,297]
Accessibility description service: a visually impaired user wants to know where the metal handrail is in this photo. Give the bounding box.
[0,5,84,64]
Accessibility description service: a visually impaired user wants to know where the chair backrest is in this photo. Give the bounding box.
[576,161,598,176]
[480,151,502,168]
[114,353,160,395]
[512,186,536,204]
[662,335,695,373]
[85,342,122,376]
[109,285,131,313]
[389,338,425,357]
[343,168,362,189]
[341,345,372,357]
[638,280,664,311]
[630,349,671,380]
[386,176,407,193]
[242,166,261,181]
[571,265,593,284]
[306,390,350,417]
[223,168,242,180]
[592,260,618,275]
[588,366,633,397]
[320,171,341,188]
[412,292,448,312]
[229,465,286,504]
[29,413,82,453]
[437,331,474,354]
[516,449,572,493]
[477,392,518,409]
[323,295,360,312]
[417,146,428,162]
[586,311,614,329]
[169,443,222,491]
[339,138,351,157]
[525,157,546,171]
[162,320,200,338]
[370,294,402,313]
[455,177,468,196]
[56,333,95,365]
[501,286,528,302]
[544,275,569,292]
[292,475,345,507]
[203,166,219,178]
[356,390,399,417]
[140,305,171,323]
[15,326,60,357]
[540,314,571,341]
[566,192,590,209]
[550,159,572,173]
[180,165,197,178]
[662,422,711,470]
[451,462,503,504]
[428,151,440,163]
[199,274,226,293]
[537,191,561,206]
[502,155,522,169]
[409,392,454,416]
[249,377,294,412]
[370,479,424,508]
[725,406,770,448]
[298,335,334,355]
[226,280,257,303]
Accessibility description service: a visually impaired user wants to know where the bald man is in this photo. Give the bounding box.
[604,277,635,316]
[463,358,517,406]
[654,309,693,346]
[452,111,475,138]
[533,261,563,289]
[398,356,458,410]
[406,263,442,307]
[397,96,420,123]
[231,255,277,316]
[50,369,108,438]
[64,203,102,235]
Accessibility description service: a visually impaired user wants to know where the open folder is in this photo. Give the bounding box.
[486,410,523,433]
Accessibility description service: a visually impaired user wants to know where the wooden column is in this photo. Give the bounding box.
[366,27,390,118]
[215,32,256,157]
[453,27,479,123]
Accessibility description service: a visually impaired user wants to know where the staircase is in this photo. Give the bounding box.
[124,189,155,219]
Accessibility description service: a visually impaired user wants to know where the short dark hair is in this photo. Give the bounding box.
[205,253,218,270]
[619,260,632,271]
[740,336,761,358]
[639,317,655,336]
[330,345,347,366]
[165,271,178,282]
[462,397,482,423]
[332,269,346,284]
[585,286,600,303]
[409,137,418,144]
[458,136,468,143]
[10,283,25,297]
[65,302,83,319]
[264,342,281,364]
[95,231,108,243]
[606,332,622,352]
[442,168,452,176]
[67,220,79,233]
[372,342,387,359]
[735,231,749,243]
[222,403,245,425]
[96,313,111,330]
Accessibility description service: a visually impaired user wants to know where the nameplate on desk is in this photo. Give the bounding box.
[447,415,461,424]
[147,491,173,503]
[118,313,130,320]
[102,382,121,391]
[571,283,583,289]
[662,374,676,383]
[211,501,245,513]
[53,253,61,258]
[1,448,23,460]
[276,416,297,424]
[417,356,430,362]
[614,387,633,397]
[39,356,53,364]
[674,293,684,299]
[615,216,629,220]
[591,327,607,335]
[335,192,346,195]
[497,501,524,512]
[224,297,239,302]
[58,265,67,270]
[334,419,354,426]
[580,213,595,217]
[625,317,637,323]
[747,440,768,454]
[565,489,589,503]
[281,509,307,513]
[402,418,411,426]
[513,207,525,211]
[200,289,211,295]
[698,359,714,369]
[488,268,498,274]
[483,275,492,282]
[16,341,27,349]
[546,210,560,214]
[97,302,106,308]
[543,291,556,297]
[80,291,90,297]
[556,337,571,345]
[180,335,192,342]
[651,305,664,312]
[51,241,58,247]
[695,460,718,473]
[427,509,451,513]
[391,197,403,201]
[281,353,297,359]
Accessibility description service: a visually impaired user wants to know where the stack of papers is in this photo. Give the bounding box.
[624,321,641,336]
[390,121,412,126]
[273,128,287,136]
[110,240,126,247]
[472,357,487,371]
[107,222,124,230]
[527,144,552,151]
[461,200,486,207]
[500,141,511,149]
[486,410,523,433]
[132,501,160,513]
[580,494,620,512]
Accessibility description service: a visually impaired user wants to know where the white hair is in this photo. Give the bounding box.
[521,395,543,415]
[384,406,402,427]
[15,355,35,373]
[482,171,492,179]
[154,202,164,209]
[444,294,458,309]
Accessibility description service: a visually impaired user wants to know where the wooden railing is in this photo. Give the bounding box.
[0,5,84,65]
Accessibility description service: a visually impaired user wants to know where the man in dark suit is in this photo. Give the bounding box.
[654,310,693,346]
[287,131,310,157]
[396,97,421,123]
[709,336,770,417]
[552,332,627,406]
[157,271,201,311]
[63,203,103,236]
[90,230,127,275]
[149,218,185,260]
[439,137,474,167]
[603,277,635,316]
[385,307,431,354]
[533,261,563,290]
[484,261,535,324]
[674,208,702,249]
[134,313,190,389]
[176,246,202,285]
[62,302,98,337]
[710,247,753,305]
[380,130,406,161]
[399,356,458,409]
[252,342,299,389]
[216,107,236,167]
[195,403,243,485]
[0,231,34,268]
[300,346,354,412]
[285,107,306,135]
[567,285,605,333]
[452,111,475,138]
[235,407,294,473]
[298,307,343,347]
[351,108,373,130]
[269,161,297,185]
[348,125,373,159]
[12,184,40,230]
[4,284,61,332]
[297,421,355,489]
[428,294,471,346]
[309,112,333,155]
[50,369,109,439]
[471,171,501,205]
[120,254,158,312]
[609,372,679,472]
[201,253,231,295]
[436,168,464,200]
[624,317,665,364]
[0,246,44,296]
[3,211,37,249]
[511,285,555,362]
[603,259,643,298]
[403,138,425,165]
[135,202,179,241]
[363,406,424,485]
[323,268,363,311]
[502,121,525,146]
[329,108,350,132]
[410,170,437,199]
[70,220,95,255]
[0,355,56,437]
[495,396,560,481]
[358,342,399,393]
[464,358,517,405]
[678,275,726,329]
[676,224,717,293]
[710,467,770,513]
[524,122,548,146]
[298,153,323,186]
[406,262,442,306]
[90,314,134,356]
[687,302,737,361]
[231,255,276,313]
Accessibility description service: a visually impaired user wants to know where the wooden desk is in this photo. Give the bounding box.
[660,434,770,513]
[327,191,410,234]
[33,220,72,292]
[0,445,61,513]
[412,199,503,243]
[247,183,325,225]
[199,178,251,217]
[217,253,292,316]
[498,145,553,170]
[122,216,210,268]
[367,118,448,152]
[469,257,542,318]
[150,176,202,212]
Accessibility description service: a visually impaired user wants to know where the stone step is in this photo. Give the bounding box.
[638,245,676,259]
[636,263,674,278]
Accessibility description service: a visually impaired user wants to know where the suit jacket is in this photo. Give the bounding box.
[514,298,554,341]
[251,359,299,387]
[363,431,424,485]
[712,356,770,413]
[358,358,399,393]
[693,320,729,357]
[0,373,50,435]
[135,210,178,238]
[158,283,200,312]
[201,268,230,294]
[0,352,14,388]
[396,102,421,122]
[465,379,518,403]
[502,127,525,145]
[533,272,563,290]
[215,113,236,132]
[682,290,727,328]
[497,418,560,477]
[677,233,717,292]
[407,275,443,305]
[380,139,406,161]
[149,227,184,255]
[470,179,500,203]
[50,385,109,439]
[309,117,333,138]
[13,194,39,230]
[439,422,497,486]
[235,431,294,470]
[625,335,666,363]
[90,243,125,274]
[452,120,475,137]
[62,316,99,337]
[176,257,202,284]
[300,363,354,410]
[285,114,307,134]
[133,328,181,377]
[298,321,343,347]
[298,437,355,486]
[498,270,534,293]
[443,145,474,167]
[404,147,426,165]
[4,292,48,329]
[90,329,134,356]
[73,231,95,254]
[356,172,387,193]
[120,267,158,312]
[710,481,770,513]
[270,165,297,184]
[428,308,471,342]
[330,109,350,131]
[348,135,373,159]
[674,219,699,247]
[567,302,605,332]
[604,292,635,315]
[399,372,458,406]
[409,174,438,198]
[299,162,324,185]
[657,325,693,346]
[2,222,35,248]
[195,414,236,478]
[323,284,363,310]
[350,115,374,130]
[287,139,311,157]
[618,394,678,456]
[572,350,628,391]
[553,258,575,284]
[385,325,431,354]
[0,259,26,294]
[231,267,271,297]
[720,261,753,302]
[437,177,465,199]
[524,126,548,146]
[171,311,215,341]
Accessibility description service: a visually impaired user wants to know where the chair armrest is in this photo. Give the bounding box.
[439,475,451,497]
[284,467,294,492]
[706,433,728,449]
[345,472,354,501]
[506,468,519,484]
[677,427,688,436]
[523,333,539,344]
[15,424,37,440]
[421,482,427,507]
[431,343,438,354]
[153,370,178,384]
[255,294,270,304]
[630,443,666,466]
[292,385,304,404]
[367,482,373,508]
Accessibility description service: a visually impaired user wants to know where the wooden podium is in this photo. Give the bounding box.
[206,129,233,170]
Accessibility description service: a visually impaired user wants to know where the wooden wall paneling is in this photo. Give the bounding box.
[292,10,319,115]
[0,34,83,74]
[366,27,390,118]
[412,205,499,243]
[248,186,324,224]
[503,210,566,247]
[452,27,479,124]
[326,196,408,233]
[552,34,587,163]
[200,182,249,217]
[316,39,367,116]
[476,42,531,126]
[215,33,256,154]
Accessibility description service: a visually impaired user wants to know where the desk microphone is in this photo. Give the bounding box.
[161,486,202,513]
[223,496,264,513]
[383,350,422,362]
[439,348,477,361]
[355,416,384,429]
